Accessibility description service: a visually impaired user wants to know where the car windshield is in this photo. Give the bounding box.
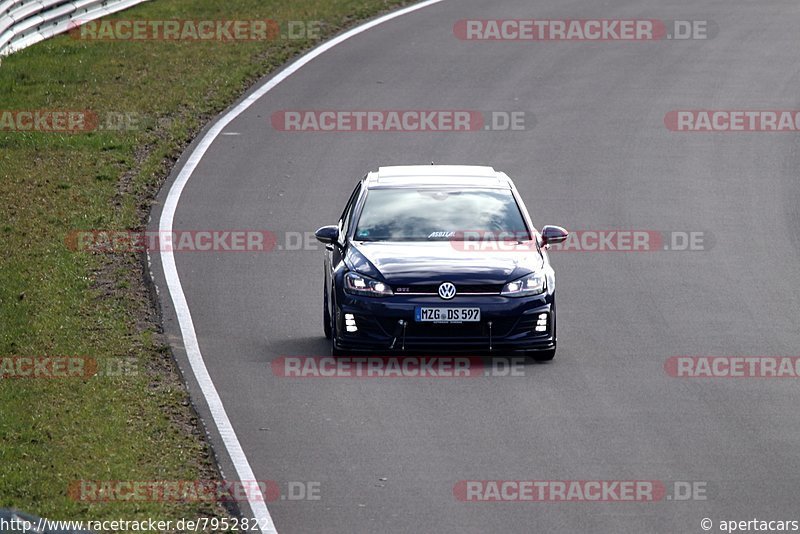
[353,187,531,241]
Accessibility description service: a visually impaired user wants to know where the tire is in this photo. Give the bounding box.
[330,320,345,356]
[323,286,332,339]
[329,295,345,356]
[331,343,345,357]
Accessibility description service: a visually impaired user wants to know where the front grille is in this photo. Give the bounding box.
[394,283,503,295]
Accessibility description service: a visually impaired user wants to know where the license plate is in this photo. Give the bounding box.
[415,307,481,323]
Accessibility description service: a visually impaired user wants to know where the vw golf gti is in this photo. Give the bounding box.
[315,165,568,361]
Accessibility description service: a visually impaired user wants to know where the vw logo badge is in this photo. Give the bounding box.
[438,282,457,300]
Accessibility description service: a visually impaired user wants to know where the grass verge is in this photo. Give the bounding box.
[0,0,409,527]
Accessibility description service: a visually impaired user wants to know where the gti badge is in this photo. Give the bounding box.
[438,282,457,300]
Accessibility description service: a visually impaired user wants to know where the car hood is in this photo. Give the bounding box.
[345,241,544,286]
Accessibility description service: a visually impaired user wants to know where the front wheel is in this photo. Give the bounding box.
[323,286,332,339]
[330,319,345,356]
[328,295,345,356]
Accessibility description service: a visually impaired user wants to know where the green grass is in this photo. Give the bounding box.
[0,0,409,526]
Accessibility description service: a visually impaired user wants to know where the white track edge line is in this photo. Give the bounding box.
[157,1,446,532]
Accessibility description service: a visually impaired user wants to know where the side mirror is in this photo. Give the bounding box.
[541,225,568,245]
[315,225,340,244]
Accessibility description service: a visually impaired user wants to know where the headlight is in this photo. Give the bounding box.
[501,271,546,297]
[344,272,393,297]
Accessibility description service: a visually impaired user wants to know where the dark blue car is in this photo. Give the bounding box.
[315,165,568,361]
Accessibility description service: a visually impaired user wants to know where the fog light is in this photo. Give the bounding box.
[535,313,548,332]
[345,313,358,333]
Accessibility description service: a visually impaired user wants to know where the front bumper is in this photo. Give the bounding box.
[333,292,555,353]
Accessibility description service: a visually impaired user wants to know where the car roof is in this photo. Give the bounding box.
[365,165,512,189]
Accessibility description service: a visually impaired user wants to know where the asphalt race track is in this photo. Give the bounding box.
[149,0,800,532]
